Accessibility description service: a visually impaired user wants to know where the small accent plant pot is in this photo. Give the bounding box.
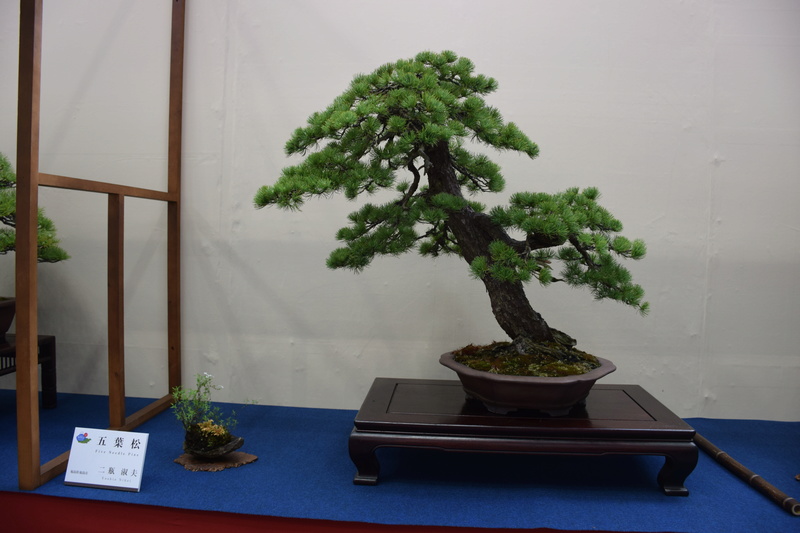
[439,351,616,416]
[183,433,244,460]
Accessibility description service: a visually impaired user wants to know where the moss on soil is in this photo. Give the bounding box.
[452,341,600,377]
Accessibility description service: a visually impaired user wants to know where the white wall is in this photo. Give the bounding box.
[0,0,798,420]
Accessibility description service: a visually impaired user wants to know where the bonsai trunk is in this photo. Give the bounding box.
[425,142,555,344]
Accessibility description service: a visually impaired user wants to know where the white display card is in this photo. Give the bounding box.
[64,427,149,492]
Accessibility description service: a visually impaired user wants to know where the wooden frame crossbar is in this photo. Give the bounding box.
[39,173,176,202]
[15,0,185,490]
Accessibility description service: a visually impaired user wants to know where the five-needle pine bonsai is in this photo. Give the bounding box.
[255,51,648,374]
[0,151,69,263]
[1,151,69,340]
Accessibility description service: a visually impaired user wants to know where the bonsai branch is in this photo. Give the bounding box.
[568,236,601,269]
[399,161,422,207]
[452,161,493,192]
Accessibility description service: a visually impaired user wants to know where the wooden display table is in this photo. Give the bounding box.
[0,334,57,409]
[349,378,697,495]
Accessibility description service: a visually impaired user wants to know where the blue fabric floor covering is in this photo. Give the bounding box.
[1,389,797,532]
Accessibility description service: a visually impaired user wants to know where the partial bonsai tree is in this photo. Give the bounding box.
[0,152,69,263]
[255,51,647,368]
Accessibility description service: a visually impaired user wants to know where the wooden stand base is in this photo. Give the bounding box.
[0,334,57,409]
[349,379,697,496]
[175,452,258,472]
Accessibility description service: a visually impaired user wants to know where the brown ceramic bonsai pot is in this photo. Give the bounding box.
[439,351,616,416]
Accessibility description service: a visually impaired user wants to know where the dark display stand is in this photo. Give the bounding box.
[0,334,56,409]
[349,378,698,495]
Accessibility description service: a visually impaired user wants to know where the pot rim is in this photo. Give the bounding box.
[439,351,616,384]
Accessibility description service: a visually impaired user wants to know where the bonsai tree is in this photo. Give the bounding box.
[0,151,69,263]
[255,51,647,374]
[0,151,68,339]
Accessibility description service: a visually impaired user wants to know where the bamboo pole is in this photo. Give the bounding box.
[694,433,800,516]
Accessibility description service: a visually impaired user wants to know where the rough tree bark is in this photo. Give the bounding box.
[425,141,555,344]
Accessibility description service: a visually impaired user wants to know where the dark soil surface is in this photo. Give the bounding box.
[452,341,600,377]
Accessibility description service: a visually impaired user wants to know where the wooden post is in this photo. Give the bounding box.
[167,0,185,392]
[15,0,43,492]
[107,194,126,428]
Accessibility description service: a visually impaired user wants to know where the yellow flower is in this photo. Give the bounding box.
[198,419,228,437]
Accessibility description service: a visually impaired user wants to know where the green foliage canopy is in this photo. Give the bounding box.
[485,187,648,311]
[255,51,648,315]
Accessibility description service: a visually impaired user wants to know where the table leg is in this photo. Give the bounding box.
[39,338,57,409]
[657,442,699,496]
[349,430,381,485]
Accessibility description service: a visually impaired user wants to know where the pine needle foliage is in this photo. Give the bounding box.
[0,152,69,263]
[488,186,649,313]
[255,51,648,323]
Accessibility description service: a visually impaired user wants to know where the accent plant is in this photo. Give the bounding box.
[255,51,648,376]
[171,373,238,453]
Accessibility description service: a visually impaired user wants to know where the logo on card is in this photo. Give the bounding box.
[75,432,91,444]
